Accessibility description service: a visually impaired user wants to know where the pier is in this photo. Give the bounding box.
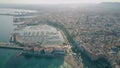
[0,42,23,50]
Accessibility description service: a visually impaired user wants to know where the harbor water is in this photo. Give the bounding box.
[0,8,72,68]
[0,15,14,42]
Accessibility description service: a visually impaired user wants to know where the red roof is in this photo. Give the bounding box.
[44,48,54,52]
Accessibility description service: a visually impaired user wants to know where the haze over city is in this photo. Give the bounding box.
[0,0,120,68]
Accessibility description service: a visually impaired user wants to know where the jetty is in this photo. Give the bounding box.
[0,42,23,50]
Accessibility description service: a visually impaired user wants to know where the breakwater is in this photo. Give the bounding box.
[0,44,23,50]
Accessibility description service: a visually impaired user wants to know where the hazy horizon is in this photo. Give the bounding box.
[0,0,120,4]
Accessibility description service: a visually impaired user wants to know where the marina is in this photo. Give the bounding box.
[0,8,72,68]
[0,8,75,68]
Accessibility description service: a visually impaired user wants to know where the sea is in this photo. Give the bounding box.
[0,8,71,68]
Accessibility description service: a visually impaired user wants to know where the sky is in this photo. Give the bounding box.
[0,0,120,4]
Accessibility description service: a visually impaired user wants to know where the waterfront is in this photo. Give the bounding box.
[0,8,73,68]
[0,8,114,68]
[0,48,72,68]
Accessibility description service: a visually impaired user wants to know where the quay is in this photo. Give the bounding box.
[0,42,23,50]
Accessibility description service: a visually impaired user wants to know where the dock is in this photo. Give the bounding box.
[0,42,23,50]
